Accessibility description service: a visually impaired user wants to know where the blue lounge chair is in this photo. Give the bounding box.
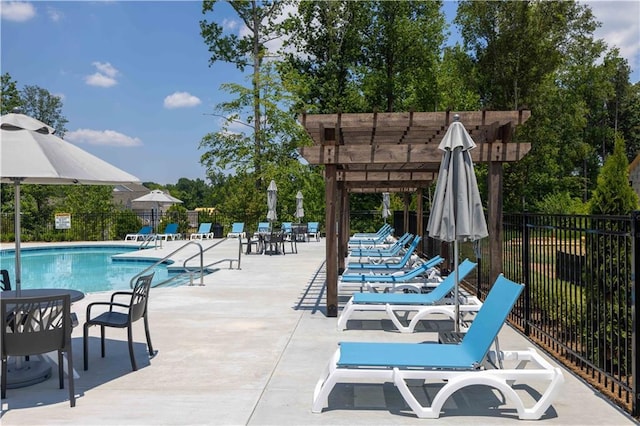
[281,222,292,235]
[156,223,181,241]
[348,233,413,258]
[339,256,444,293]
[348,226,394,247]
[190,223,213,240]
[337,259,478,332]
[346,236,422,271]
[313,275,564,420]
[352,223,392,238]
[307,222,320,241]
[256,222,271,233]
[226,222,246,238]
[125,225,153,241]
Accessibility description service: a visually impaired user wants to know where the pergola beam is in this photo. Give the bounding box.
[299,142,531,165]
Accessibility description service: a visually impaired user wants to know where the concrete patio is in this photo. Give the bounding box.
[0,238,636,425]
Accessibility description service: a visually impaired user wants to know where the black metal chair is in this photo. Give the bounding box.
[83,273,155,372]
[0,269,11,291]
[265,231,285,255]
[1,294,75,407]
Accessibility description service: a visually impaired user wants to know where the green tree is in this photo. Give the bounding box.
[585,136,637,374]
[201,0,285,186]
[436,45,481,111]
[454,0,633,211]
[617,82,640,162]
[20,85,68,135]
[61,186,116,240]
[589,136,638,214]
[160,204,190,235]
[166,178,214,210]
[456,0,597,110]
[1,73,21,114]
[281,0,370,113]
[281,0,448,215]
[359,0,446,112]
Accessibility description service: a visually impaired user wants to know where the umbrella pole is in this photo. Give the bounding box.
[454,240,460,332]
[13,178,22,293]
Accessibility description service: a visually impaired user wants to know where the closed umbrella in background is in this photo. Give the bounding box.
[0,112,139,292]
[267,180,278,223]
[426,115,488,331]
[295,191,304,222]
[382,192,391,222]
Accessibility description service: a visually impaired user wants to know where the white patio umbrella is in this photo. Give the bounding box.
[267,180,278,222]
[131,189,183,232]
[382,192,391,222]
[295,191,304,222]
[1,112,140,292]
[426,115,488,331]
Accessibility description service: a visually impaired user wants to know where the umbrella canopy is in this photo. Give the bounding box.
[1,112,139,291]
[132,190,183,232]
[426,115,488,331]
[1,113,139,185]
[267,180,278,222]
[382,192,391,222]
[132,189,183,204]
[295,191,304,221]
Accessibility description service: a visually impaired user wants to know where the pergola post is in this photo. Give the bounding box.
[403,192,410,236]
[488,161,504,286]
[322,124,339,317]
[416,188,424,254]
[337,180,347,274]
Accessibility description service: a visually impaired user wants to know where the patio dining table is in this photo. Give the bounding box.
[245,232,268,255]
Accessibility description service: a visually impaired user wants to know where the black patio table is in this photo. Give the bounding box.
[4,288,85,302]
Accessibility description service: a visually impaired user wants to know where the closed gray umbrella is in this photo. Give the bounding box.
[426,115,488,331]
[295,191,304,222]
[267,180,278,222]
[1,112,139,292]
[382,192,391,222]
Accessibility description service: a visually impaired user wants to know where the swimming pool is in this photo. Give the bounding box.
[0,246,174,294]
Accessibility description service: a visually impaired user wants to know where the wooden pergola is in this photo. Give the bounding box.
[298,110,531,317]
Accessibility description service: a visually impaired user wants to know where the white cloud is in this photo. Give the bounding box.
[66,129,142,147]
[47,6,62,22]
[222,18,238,31]
[1,1,36,22]
[163,91,202,109]
[84,72,117,87]
[583,1,640,80]
[84,62,119,87]
[93,61,118,78]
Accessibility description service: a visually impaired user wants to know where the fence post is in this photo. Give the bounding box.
[632,211,640,416]
[522,213,531,336]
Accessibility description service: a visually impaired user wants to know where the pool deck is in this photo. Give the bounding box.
[1,238,637,425]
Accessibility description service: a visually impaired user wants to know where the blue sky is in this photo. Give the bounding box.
[2,1,639,185]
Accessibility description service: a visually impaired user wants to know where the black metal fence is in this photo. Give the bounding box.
[0,211,226,242]
[391,210,639,415]
[471,212,638,415]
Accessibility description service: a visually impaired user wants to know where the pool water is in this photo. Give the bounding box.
[0,246,173,294]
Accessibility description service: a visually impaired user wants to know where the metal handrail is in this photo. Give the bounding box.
[129,240,205,288]
[138,234,158,250]
[180,238,240,270]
